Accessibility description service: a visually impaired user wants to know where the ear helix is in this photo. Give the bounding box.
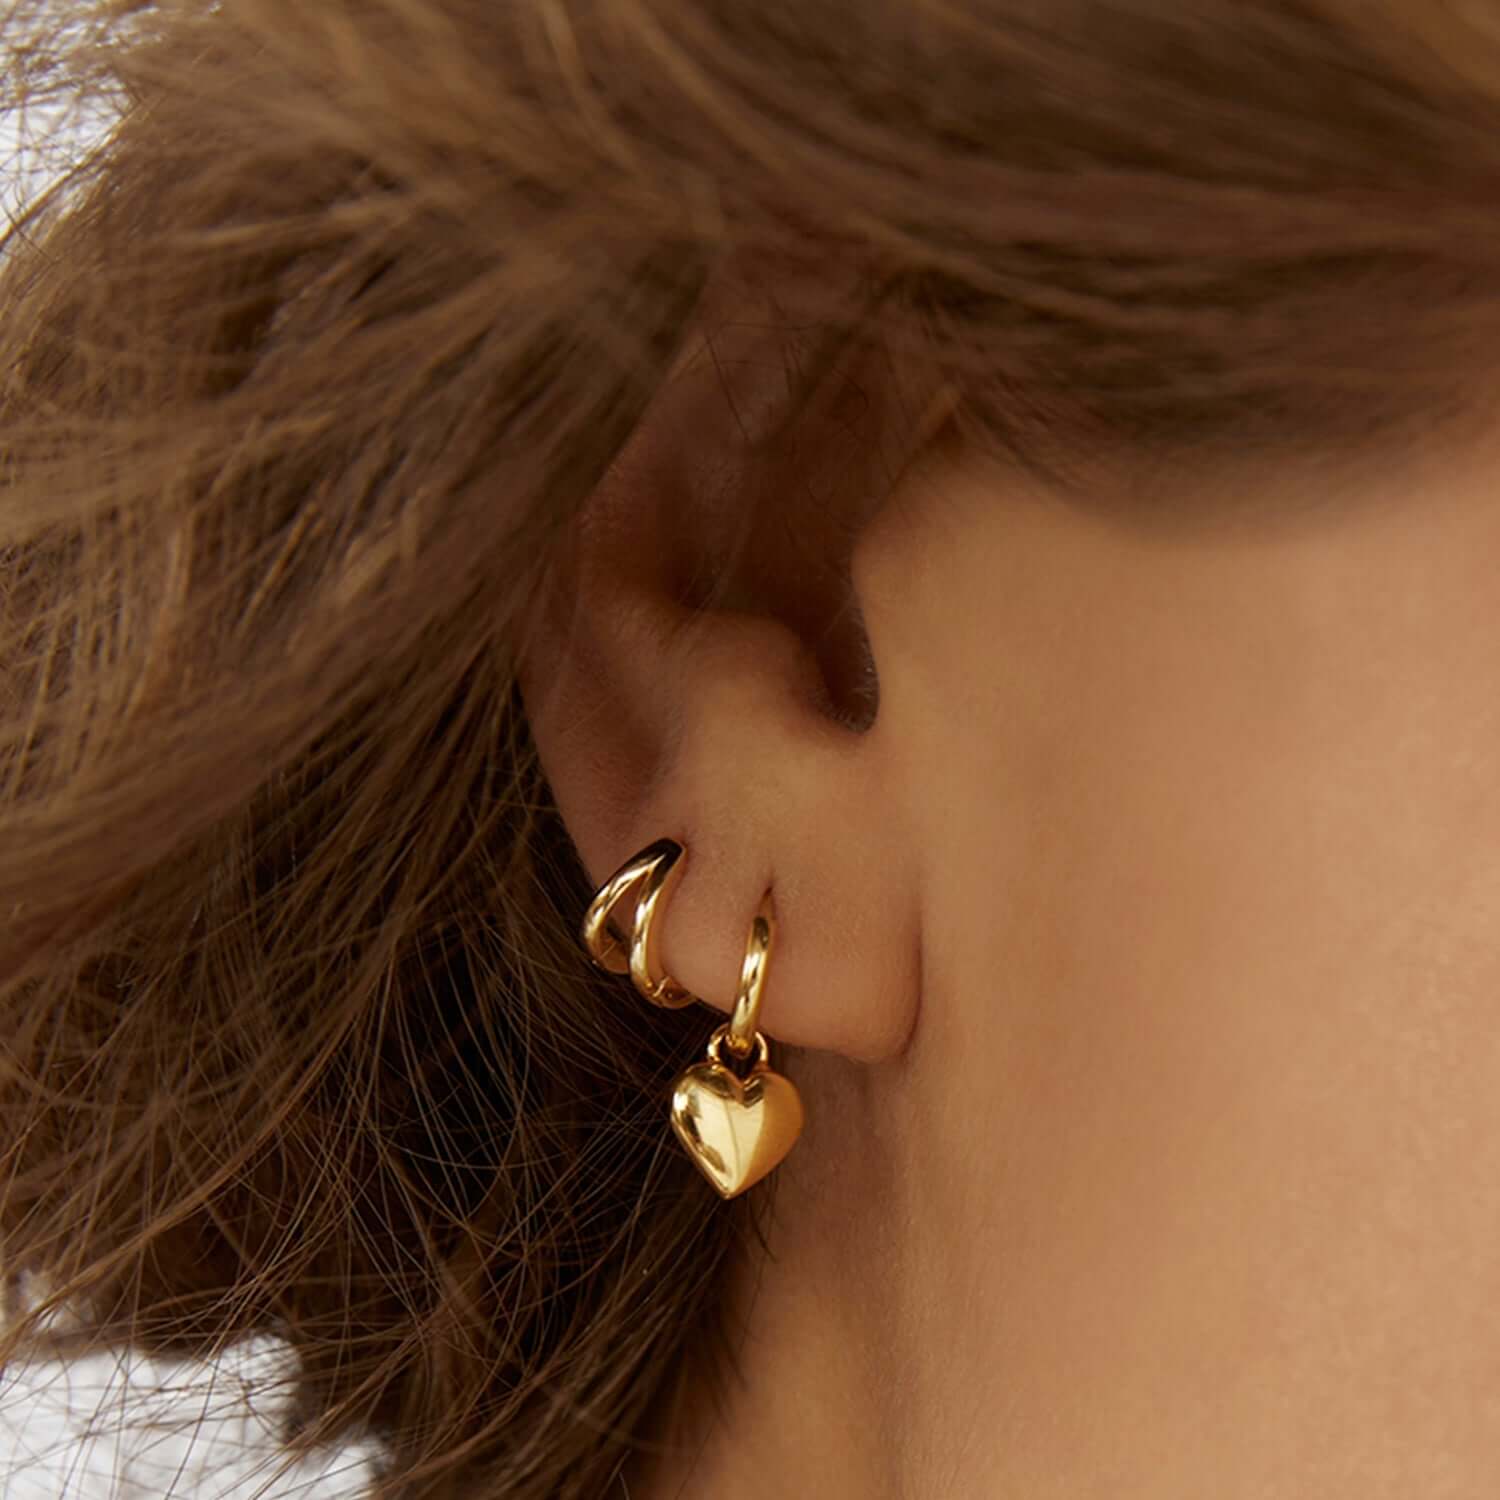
[580,839,805,1198]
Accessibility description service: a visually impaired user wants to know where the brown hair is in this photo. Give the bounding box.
[3,1,1500,1494]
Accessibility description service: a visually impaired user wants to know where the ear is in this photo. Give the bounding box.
[515,266,951,1064]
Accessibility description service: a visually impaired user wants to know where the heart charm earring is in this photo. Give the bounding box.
[669,893,804,1199]
[581,840,805,1198]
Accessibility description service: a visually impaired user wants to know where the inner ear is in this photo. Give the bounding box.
[659,312,949,735]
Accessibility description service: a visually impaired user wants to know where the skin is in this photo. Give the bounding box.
[521,308,1500,1498]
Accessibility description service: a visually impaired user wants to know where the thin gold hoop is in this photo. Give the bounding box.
[726,894,773,1057]
[579,837,696,1009]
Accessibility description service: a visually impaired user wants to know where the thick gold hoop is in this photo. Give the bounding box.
[579,837,696,1009]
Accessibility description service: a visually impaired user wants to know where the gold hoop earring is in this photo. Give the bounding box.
[668,893,805,1199]
[581,842,805,1198]
[580,837,696,1009]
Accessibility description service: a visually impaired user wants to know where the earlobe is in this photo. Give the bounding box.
[516,280,934,1066]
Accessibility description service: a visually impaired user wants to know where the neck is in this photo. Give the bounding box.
[624,1046,922,1500]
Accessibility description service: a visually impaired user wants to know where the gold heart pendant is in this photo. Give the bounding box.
[670,1030,805,1199]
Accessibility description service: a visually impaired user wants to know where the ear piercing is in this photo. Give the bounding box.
[580,838,805,1198]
